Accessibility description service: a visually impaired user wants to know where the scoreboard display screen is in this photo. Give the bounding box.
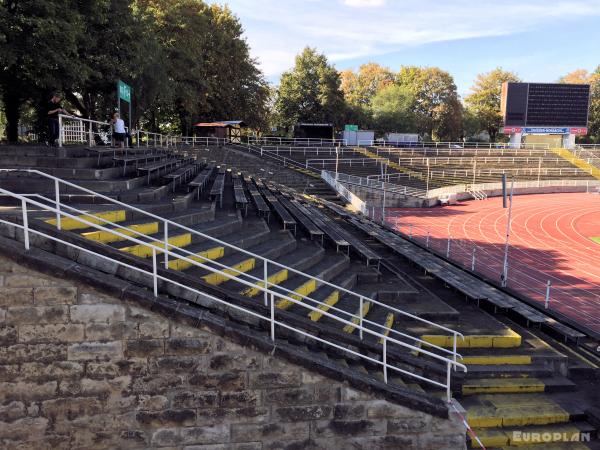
[501,82,590,128]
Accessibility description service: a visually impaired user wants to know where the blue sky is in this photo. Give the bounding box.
[218,0,600,96]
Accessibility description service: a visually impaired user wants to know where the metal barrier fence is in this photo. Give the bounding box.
[0,168,467,401]
[358,140,550,150]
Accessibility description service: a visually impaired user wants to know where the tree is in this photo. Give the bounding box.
[558,69,591,84]
[274,47,345,131]
[558,68,600,142]
[370,84,414,134]
[397,66,463,140]
[464,68,520,142]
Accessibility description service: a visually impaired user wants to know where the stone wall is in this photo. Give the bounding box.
[0,254,466,450]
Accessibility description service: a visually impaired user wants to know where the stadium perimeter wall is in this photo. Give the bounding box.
[0,253,465,450]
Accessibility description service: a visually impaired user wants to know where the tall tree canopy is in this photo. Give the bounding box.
[0,0,268,141]
[558,68,600,142]
[274,47,346,131]
[464,68,520,142]
[370,84,414,135]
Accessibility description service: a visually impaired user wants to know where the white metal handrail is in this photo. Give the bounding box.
[0,169,464,361]
[248,136,348,146]
[0,187,467,401]
[358,140,550,150]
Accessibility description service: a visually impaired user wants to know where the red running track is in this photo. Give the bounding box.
[386,193,600,334]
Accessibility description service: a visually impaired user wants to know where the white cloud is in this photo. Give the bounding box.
[219,0,600,78]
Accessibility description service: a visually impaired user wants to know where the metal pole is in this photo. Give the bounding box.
[58,115,63,148]
[55,179,61,230]
[335,146,339,181]
[382,338,388,384]
[446,235,451,258]
[381,189,386,225]
[537,157,542,187]
[263,260,268,307]
[163,221,169,269]
[426,231,430,248]
[545,280,551,309]
[471,247,476,271]
[21,199,30,250]
[426,158,430,196]
[501,179,514,287]
[152,248,158,297]
[359,296,364,340]
[270,292,275,340]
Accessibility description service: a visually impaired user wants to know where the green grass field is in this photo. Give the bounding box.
[590,237,600,245]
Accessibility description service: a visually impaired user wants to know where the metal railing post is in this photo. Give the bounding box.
[270,292,275,341]
[263,260,268,307]
[446,236,451,258]
[21,199,30,250]
[359,296,364,340]
[152,248,158,297]
[383,337,388,383]
[446,362,452,402]
[426,231,430,248]
[471,248,476,271]
[163,221,169,269]
[58,115,63,147]
[55,179,61,230]
[545,280,551,309]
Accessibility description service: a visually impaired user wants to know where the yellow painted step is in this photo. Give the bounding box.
[241,269,288,297]
[463,378,545,395]
[463,355,532,365]
[343,301,371,334]
[308,290,340,322]
[82,221,159,244]
[378,313,394,344]
[202,258,256,286]
[473,425,587,448]
[466,395,570,428]
[551,147,600,180]
[46,210,126,231]
[422,329,521,349]
[276,279,317,310]
[119,233,191,258]
[168,246,224,271]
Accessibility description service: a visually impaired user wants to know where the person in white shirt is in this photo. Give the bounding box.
[110,112,127,148]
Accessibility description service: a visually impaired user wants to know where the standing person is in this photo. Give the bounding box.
[110,112,126,148]
[46,93,66,147]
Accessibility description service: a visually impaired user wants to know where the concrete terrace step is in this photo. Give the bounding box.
[462,376,577,396]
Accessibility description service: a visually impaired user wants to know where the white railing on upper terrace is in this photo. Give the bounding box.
[358,140,550,150]
[58,115,228,148]
[0,169,467,401]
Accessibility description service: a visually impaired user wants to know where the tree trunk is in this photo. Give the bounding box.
[3,89,21,143]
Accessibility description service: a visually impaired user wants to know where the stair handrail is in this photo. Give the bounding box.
[0,185,467,401]
[0,169,464,355]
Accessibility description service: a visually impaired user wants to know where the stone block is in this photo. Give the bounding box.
[0,401,27,422]
[0,417,49,440]
[151,428,183,447]
[85,322,137,341]
[273,405,332,422]
[148,356,200,374]
[0,364,19,382]
[171,390,219,409]
[249,371,301,389]
[366,400,414,419]
[189,371,247,391]
[68,341,123,361]
[196,407,270,426]
[0,287,33,306]
[311,419,387,438]
[33,286,77,305]
[78,291,121,305]
[333,403,366,420]
[139,320,169,338]
[165,338,211,355]
[171,323,206,338]
[231,422,309,443]
[20,361,84,381]
[5,305,68,325]
[208,353,260,371]
[180,424,230,445]
[0,381,57,403]
[263,387,315,405]
[138,395,169,410]
[0,343,67,364]
[220,390,260,408]
[418,432,467,450]
[3,274,55,288]
[125,339,164,357]
[131,374,185,395]
[136,409,196,427]
[0,325,18,345]
[19,324,85,343]
[387,416,431,434]
[70,304,125,323]
[40,397,104,422]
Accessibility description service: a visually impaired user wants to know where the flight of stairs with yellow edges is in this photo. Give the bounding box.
[420,328,596,450]
[45,209,127,231]
[551,147,600,180]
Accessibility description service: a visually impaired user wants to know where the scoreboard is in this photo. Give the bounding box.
[501,82,590,134]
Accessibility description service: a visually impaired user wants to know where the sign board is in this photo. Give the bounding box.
[345,124,359,131]
[118,80,132,103]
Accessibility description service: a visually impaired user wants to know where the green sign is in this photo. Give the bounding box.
[118,80,132,103]
[345,124,358,131]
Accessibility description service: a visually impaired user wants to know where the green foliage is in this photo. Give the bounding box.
[370,84,414,134]
[464,68,520,142]
[274,47,346,131]
[589,66,600,142]
[0,0,269,140]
